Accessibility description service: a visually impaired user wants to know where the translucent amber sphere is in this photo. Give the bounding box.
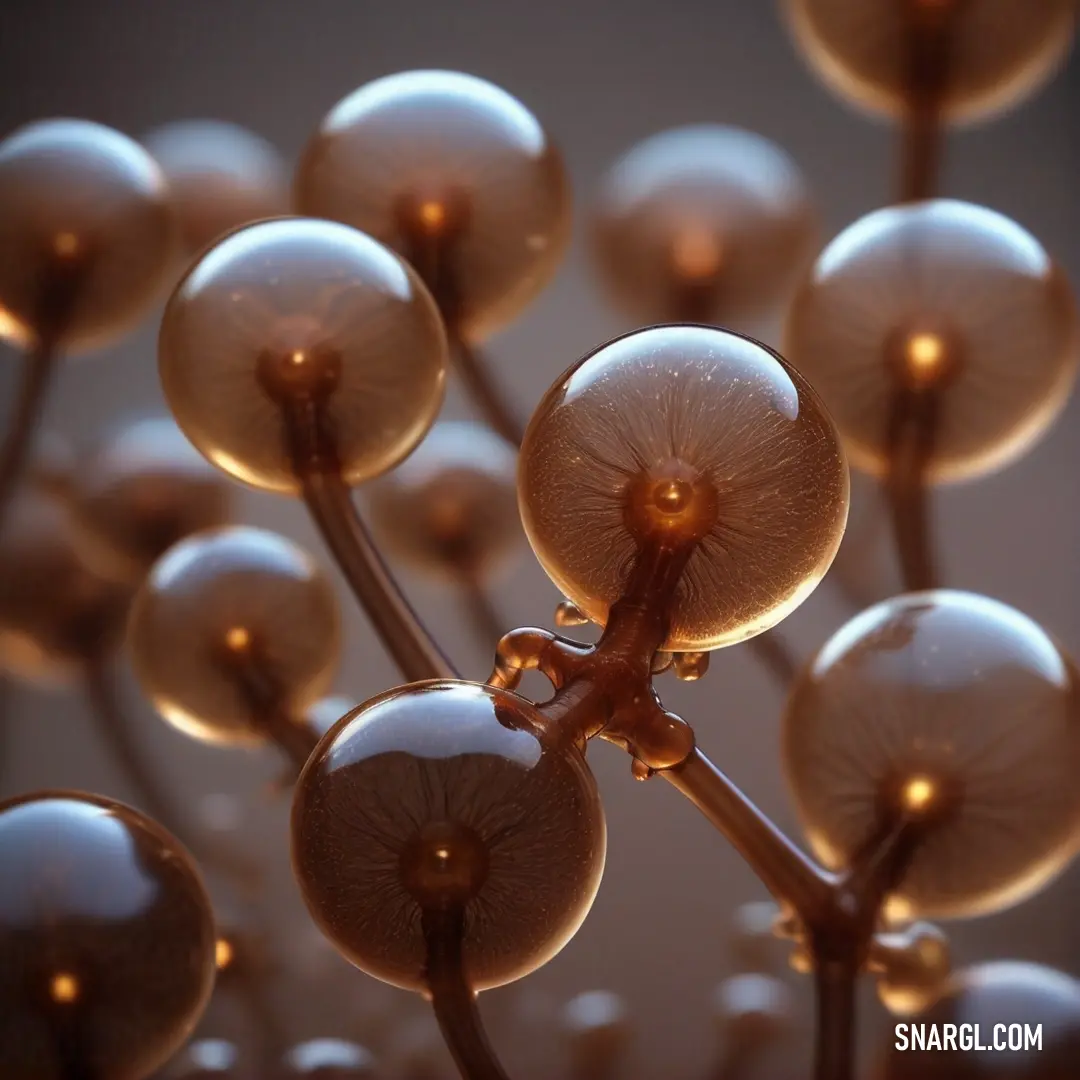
[784,200,1078,483]
[0,491,131,684]
[783,0,1078,124]
[129,526,341,746]
[591,125,818,326]
[71,415,234,581]
[784,591,1080,919]
[878,962,1080,1078]
[144,119,289,258]
[518,325,849,651]
[292,680,606,992]
[159,217,447,494]
[367,421,522,582]
[0,792,216,1080]
[0,118,175,352]
[294,70,570,339]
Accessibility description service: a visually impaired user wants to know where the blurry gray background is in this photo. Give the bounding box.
[1,2,1078,1077]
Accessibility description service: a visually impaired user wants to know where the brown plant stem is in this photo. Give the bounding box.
[663,749,832,918]
[0,341,57,531]
[302,471,459,683]
[884,389,940,591]
[451,337,525,447]
[812,957,858,1080]
[746,630,799,688]
[423,907,513,1080]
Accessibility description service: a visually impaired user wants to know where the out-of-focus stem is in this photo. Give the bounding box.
[451,336,525,447]
[460,575,505,656]
[812,958,857,1080]
[0,342,56,531]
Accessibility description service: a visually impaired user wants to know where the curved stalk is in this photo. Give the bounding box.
[812,958,858,1080]
[460,576,505,655]
[451,337,525,447]
[302,471,459,683]
[423,908,513,1080]
[0,342,57,530]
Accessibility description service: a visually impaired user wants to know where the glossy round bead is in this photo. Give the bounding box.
[0,118,175,352]
[784,200,1078,483]
[129,526,341,746]
[0,791,216,1080]
[0,491,131,685]
[784,590,1080,919]
[873,921,951,1017]
[367,421,522,582]
[518,325,849,651]
[560,991,630,1078]
[279,1039,377,1079]
[143,119,289,258]
[71,415,234,581]
[294,70,570,339]
[783,0,1078,124]
[878,962,1080,1078]
[159,217,448,494]
[162,1038,241,1079]
[292,680,606,993]
[591,125,818,326]
[711,974,793,1042]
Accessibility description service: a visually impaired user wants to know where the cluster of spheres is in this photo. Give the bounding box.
[0,2,1079,1079]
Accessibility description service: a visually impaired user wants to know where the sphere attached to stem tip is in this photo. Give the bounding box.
[878,962,1080,1078]
[0,118,176,352]
[783,590,1080,919]
[784,200,1078,483]
[367,421,522,582]
[518,325,849,651]
[783,0,1078,124]
[159,217,447,494]
[129,525,341,746]
[294,69,570,339]
[0,490,132,685]
[0,791,216,1080]
[591,125,818,326]
[292,680,606,993]
[143,119,289,258]
[872,921,951,1016]
[70,415,234,582]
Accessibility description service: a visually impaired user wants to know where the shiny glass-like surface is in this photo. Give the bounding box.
[879,962,1080,1078]
[161,1038,241,1079]
[0,119,175,352]
[591,125,818,326]
[367,420,522,582]
[71,416,234,581]
[292,681,606,992]
[129,526,341,745]
[0,792,216,1080]
[784,200,1078,482]
[784,591,1080,919]
[518,325,849,650]
[159,218,447,494]
[783,0,1078,123]
[144,119,289,258]
[294,70,570,339]
[0,491,131,684]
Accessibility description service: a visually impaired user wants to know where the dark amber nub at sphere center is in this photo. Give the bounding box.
[886,326,963,393]
[623,460,720,546]
[256,344,343,404]
[400,819,491,910]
